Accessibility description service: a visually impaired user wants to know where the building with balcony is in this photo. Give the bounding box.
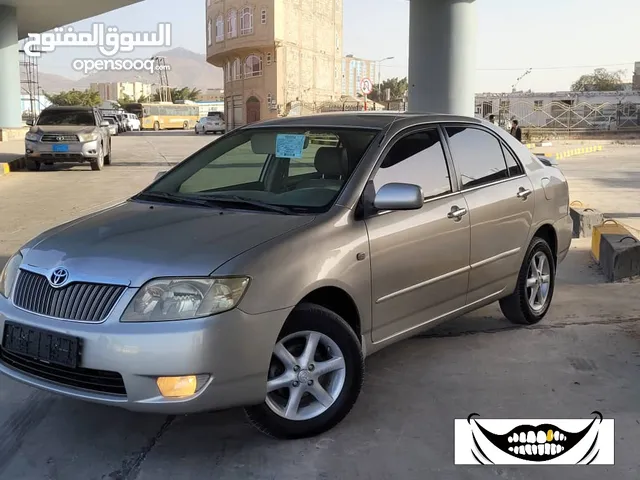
[205,0,343,129]
[341,54,377,97]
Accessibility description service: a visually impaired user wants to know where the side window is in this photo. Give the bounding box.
[501,144,524,176]
[374,129,451,200]
[445,126,508,189]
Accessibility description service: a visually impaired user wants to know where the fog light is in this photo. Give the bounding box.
[26,149,33,154]
[157,375,198,397]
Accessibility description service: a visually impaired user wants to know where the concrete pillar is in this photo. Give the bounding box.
[408,0,477,116]
[0,6,22,128]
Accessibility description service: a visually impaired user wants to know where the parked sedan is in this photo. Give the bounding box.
[195,116,225,135]
[103,117,119,136]
[0,113,571,440]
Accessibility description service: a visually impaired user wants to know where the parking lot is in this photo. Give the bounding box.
[1,131,639,479]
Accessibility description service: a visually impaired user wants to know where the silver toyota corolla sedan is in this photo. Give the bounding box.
[0,113,572,439]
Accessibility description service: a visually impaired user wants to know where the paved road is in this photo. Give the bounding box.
[0,133,639,479]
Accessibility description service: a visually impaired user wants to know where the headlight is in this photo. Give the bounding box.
[0,252,23,299]
[120,277,250,322]
[25,133,39,141]
[78,133,99,142]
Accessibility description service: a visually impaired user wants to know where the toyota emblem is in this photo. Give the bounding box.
[56,136,64,142]
[49,267,70,287]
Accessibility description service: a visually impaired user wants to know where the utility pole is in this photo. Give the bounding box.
[151,56,172,102]
[376,56,394,92]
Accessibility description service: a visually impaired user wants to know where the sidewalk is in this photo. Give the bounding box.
[0,140,25,177]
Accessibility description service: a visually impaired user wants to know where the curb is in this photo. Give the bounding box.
[525,142,553,149]
[0,156,25,176]
[555,145,603,160]
[591,220,640,282]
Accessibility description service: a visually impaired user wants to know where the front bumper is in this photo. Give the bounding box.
[25,140,100,162]
[0,292,291,413]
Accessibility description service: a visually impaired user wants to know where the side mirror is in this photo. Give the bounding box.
[26,119,34,126]
[154,170,167,181]
[373,183,423,211]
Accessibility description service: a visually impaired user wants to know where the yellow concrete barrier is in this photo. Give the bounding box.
[555,145,604,161]
[591,220,630,262]
[0,163,10,176]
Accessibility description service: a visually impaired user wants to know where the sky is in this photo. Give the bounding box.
[33,0,639,93]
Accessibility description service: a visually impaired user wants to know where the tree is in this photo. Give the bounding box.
[369,77,408,102]
[571,68,626,92]
[44,89,102,107]
[118,93,133,105]
[151,87,202,102]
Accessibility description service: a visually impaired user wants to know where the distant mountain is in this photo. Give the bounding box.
[29,47,223,94]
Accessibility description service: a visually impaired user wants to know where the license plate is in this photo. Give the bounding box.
[52,144,69,152]
[2,322,80,368]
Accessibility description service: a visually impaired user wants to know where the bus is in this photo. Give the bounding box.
[122,103,200,130]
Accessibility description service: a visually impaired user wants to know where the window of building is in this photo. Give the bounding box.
[233,58,241,80]
[444,127,510,189]
[240,6,253,35]
[225,61,232,82]
[207,17,212,46]
[266,52,272,65]
[374,129,451,200]
[227,9,237,38]
[215,15,224,42]
[261,7,267,24]
[267,93,272,105]
[207,0,211,6]
[533,100,543,111]
[244,54,263,77]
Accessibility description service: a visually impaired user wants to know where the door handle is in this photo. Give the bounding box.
[448,206,467,220]
[517,187,532,199]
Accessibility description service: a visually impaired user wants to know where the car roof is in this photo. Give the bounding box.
[42,106,94,111]
[247,111,485,130]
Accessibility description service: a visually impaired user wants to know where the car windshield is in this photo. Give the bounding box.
[37,110,95,126]
[137,127,380,213]
[105,118,116,124]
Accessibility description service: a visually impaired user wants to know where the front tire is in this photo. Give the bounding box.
[25,157,41,171]
[245,303,364,439]
[153,121,160,131]
[499,237,556,325]
[90,147,105,171]
[104,142,112,165]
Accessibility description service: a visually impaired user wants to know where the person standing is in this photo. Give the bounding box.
[510,119,522,142]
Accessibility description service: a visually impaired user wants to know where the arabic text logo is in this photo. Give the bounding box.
[23,23,172,57]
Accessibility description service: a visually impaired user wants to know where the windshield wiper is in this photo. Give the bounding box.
[188,194,293,215]
[133,191,214,207]
[134,192,293,214]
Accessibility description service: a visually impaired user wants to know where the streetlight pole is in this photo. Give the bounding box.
[376,56,394,91]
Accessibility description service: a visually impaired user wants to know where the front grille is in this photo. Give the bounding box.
[0,346,127,396]
[39,153,84,159]
[41,134,79,142]
[13,270,125,322]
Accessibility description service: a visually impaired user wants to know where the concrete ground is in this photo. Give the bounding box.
[0,133,639,479]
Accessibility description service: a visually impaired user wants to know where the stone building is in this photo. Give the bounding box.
[206,0,343,129]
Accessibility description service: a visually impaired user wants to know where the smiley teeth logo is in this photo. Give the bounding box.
[454,412,614,465]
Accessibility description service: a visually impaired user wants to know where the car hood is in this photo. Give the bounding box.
[21,200,315,287]
[31,125,97,134]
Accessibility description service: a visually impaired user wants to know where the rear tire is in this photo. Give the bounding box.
[153,121,160,131]
[183,121,189,130]
[499,237,556,325]
[245,303,364,439]
[90,148,105,171]
[25,157,40,171]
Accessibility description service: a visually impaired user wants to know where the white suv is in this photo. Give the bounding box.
[125,113,141,131]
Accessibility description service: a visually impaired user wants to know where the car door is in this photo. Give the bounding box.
[443,124,534,305]
[365,126,471,344]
